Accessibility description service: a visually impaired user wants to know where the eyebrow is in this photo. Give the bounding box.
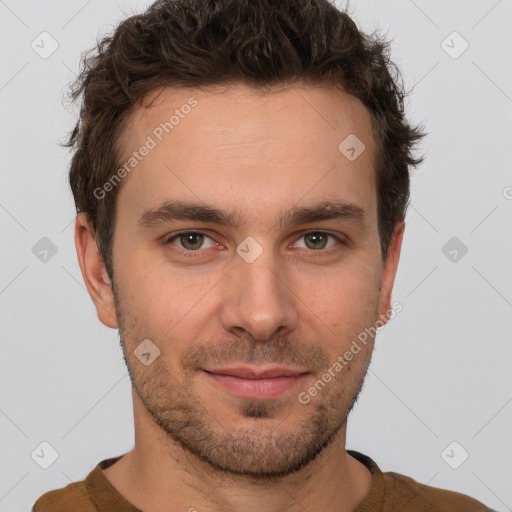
[137,199,369,231]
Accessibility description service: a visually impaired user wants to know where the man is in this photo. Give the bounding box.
[33,0,495,510]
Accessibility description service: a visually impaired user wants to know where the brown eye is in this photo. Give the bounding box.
[166,231,216,254]
[303,232,330,250]
[178,232,204,250]
[294,231,347,258]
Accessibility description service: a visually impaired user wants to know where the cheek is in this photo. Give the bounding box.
[118,253,217,333]
[296,267,380,361]
[300,260,380,317]
[117,240,380,342]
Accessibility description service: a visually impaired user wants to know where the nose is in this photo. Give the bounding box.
[219,247,299,341]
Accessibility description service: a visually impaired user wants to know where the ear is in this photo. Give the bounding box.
[74,213,119,329]
[376,220,405,325]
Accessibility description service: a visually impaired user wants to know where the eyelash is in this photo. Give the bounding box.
[164,230,347,259]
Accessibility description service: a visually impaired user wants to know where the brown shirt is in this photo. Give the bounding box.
[32,450,495,511]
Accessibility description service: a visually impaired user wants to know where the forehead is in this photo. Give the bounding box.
[123,82,375,148]
[115,82,378,225]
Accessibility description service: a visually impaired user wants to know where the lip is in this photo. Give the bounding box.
[202,365,310,400]
[203,365,309,379]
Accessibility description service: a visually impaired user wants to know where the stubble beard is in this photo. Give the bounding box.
[113,285,375,480]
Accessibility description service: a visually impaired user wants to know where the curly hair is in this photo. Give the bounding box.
[63,0,426,281]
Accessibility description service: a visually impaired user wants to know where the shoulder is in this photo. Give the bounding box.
[383,471,495,511]
[31,455,126,511]
[32,480,97,512]
[348,450,495,512]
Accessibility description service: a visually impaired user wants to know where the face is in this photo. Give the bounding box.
[78,82,404,479]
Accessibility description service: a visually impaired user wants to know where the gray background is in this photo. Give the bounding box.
[1,0,511,510]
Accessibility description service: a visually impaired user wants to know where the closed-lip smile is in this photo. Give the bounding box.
[202,365,310,400]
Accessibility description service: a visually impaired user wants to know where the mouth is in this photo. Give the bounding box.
[201,365,310,400]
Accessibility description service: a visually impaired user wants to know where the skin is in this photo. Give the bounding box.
[75,82,405,512]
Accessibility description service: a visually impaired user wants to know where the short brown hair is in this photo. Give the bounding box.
[64,0,425,281]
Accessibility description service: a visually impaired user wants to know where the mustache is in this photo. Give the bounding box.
[181,335,330,373]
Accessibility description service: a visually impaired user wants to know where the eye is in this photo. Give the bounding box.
[164,230,345,258]
[293,231,344,252]
[165,231,217,254]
